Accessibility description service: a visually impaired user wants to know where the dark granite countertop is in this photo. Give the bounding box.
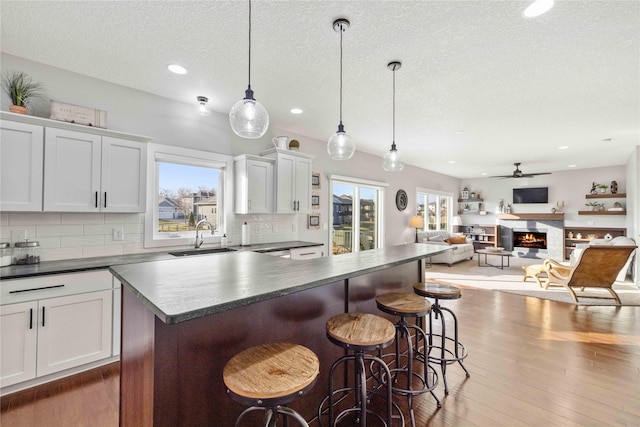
[109,243,448,324]
[0,240,322,280]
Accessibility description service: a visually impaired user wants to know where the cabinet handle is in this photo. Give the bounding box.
[95,191,98,208]
[9,284,65,294]
[248,199,251,210]
[42,306,45,327]
[104,192,107,208]
[298,252,315,256]
[29,308,33,330]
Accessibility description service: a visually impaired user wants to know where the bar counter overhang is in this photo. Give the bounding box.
[110,243,447,426]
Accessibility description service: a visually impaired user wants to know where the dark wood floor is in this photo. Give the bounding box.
[2,286,639,426]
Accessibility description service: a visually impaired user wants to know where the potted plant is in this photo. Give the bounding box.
[597,184,608,194]
[1,71,43,114]
[585,201,599,211]
[462,203,471,212]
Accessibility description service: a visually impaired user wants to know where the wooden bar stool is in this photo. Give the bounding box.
[224,342,319,427]
[322,312,401,427]
[413,281,470,395]
[375,293,441,427]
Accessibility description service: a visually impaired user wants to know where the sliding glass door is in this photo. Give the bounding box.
[331,177,386,255]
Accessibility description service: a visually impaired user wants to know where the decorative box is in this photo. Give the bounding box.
[50,100,107,128]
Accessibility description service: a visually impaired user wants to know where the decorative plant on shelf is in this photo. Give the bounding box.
[1,71,44,114]
[597,184,608,193]
[585,201,600,211]
[462,203,471,212]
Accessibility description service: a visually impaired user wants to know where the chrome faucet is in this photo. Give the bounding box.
[195,219,214,248]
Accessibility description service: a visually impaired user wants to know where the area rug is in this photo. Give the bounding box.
[424,257,640,306]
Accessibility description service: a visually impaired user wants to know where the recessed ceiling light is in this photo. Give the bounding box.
[568,164,577,168]
[290,108,303,114]
[481,172,487,176]
[523,0,554,18]
[168,64,187,75]
[558,146,569,150]
[448,160,456,164]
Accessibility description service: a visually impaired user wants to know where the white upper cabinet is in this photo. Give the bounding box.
[261,148,313,214]
[0,120,44,211]
[42,129,147,213]
[234,155,274,214]
[1,112,150,213]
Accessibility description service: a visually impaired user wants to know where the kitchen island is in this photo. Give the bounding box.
[110,243,448,426]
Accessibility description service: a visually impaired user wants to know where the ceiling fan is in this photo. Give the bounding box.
[491,163,552,179]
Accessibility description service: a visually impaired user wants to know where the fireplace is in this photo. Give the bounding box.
[513,229,547,250]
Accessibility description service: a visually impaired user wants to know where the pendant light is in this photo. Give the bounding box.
[327,18,355,160]
[229,0,269,139]
[382,61,405,172]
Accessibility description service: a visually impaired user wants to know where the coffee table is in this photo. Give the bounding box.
[476,249,513,269]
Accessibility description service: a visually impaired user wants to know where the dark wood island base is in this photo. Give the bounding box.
[115,245,443,426]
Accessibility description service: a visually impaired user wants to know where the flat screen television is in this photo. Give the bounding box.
[513,187,548,204]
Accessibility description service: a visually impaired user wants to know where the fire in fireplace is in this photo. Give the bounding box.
[513,229,547,249]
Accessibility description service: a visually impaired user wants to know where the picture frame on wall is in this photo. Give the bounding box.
[312,173,320,188]
[308,214,320,229]
[311,195,320,206]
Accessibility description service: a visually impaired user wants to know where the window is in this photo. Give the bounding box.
[330,175,387,255]
[144,144,233,248]
[416,188,453,232]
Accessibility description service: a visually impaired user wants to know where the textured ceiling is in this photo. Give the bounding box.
[1,0,638,179]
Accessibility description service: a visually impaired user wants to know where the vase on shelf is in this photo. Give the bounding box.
[9,105,27,114]
[610,181,618,194]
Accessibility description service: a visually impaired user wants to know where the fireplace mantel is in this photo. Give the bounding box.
[498,213,564,221]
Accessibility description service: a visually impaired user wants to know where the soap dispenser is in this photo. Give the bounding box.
[221,234,228,247]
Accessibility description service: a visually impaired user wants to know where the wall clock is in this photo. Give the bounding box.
[395,189,408,211]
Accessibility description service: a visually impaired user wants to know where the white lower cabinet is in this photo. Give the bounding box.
[0,270,114,391]
[36,290,112,377]
[290,245,324,260]
[0,302,38,387]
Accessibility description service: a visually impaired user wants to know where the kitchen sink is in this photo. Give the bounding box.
[169,247,236,257]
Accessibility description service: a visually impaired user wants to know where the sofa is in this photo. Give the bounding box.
[418,230,474,266]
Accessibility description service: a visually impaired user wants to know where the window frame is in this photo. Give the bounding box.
[144,143,233,248]
[416,187,454,233]
[328,174,388,255]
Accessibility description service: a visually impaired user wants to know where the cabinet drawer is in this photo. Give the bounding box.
[290,246,323,260]
[1,270,112,306]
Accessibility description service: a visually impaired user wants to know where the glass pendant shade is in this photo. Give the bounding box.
[229,87,269,139]
[383,143,404,171]
[327,123,355,160]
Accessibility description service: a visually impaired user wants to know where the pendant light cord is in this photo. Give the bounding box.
[248,0,252,88]
[339,25,343,124]
[392,65,396,144]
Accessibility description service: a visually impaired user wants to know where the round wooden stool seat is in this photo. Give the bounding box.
[224,342,319,402]
[413,281,461,300]
[376,292,431,317]
[326,312,395,349]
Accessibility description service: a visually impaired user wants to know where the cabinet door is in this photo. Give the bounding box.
[101,137,147,212]
[0,301,38,387]
[36,290,112,377]
[275,154,297,214]
[43,128,101,212]
[294,157,312,214]
[0,121,44,211]
[246,159,273,213]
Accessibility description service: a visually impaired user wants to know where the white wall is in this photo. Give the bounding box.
[0,53,460,260]
[459,166,629,229]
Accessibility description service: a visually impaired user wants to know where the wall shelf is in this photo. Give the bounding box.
[585,193,626,199]
[578,210,626,215]
[562,226,626,260]
[498,213,564,221]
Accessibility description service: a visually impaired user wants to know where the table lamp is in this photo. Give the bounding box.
[409,216,424,243]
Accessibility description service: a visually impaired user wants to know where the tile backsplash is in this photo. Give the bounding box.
[0,212,298,262]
